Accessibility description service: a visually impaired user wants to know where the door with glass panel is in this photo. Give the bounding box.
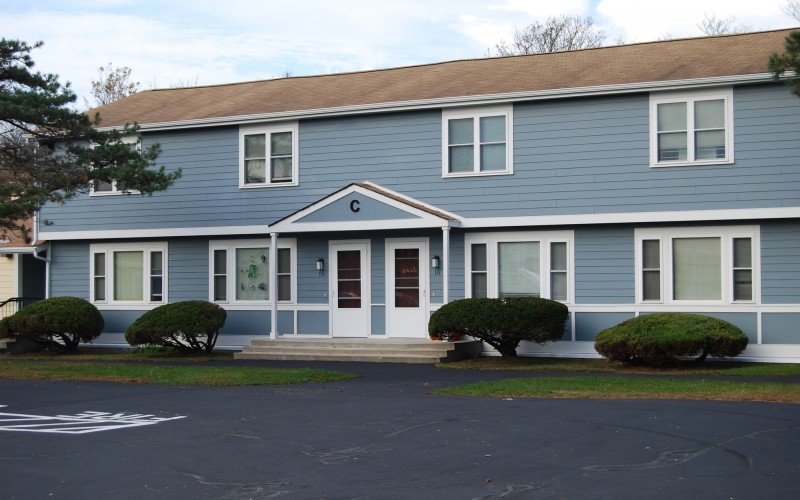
[330,242,370,337]
[386,239,428,338]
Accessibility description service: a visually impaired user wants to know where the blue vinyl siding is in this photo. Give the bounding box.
[761,221,800,304]
[168,238,209,302]
[575,312,634,341]
[39,84,800,236]
[50,241,89,298]
[574,226,634,304]
[297,236,329,304]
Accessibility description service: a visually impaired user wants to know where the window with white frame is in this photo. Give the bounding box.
[443,106,513,177]
[90,135,141,195]
[650,88,733,166]
[465,231,572,302]
[90,242,167,305]
[239,123,298,187]
[209,239,296,305]
[635,226,758,304]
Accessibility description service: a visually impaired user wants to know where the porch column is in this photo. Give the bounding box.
[442,226,450,304]
[270,232,278,339]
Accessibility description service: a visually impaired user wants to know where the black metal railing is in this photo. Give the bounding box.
[0,297,43,319]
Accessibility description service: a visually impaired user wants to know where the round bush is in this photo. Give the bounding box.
[125,300,226,353]
[428,297,568,357]
[6,296,104,351]
[594,313,748,365]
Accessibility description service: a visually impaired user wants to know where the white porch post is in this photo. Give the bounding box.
[270,232,278,339]
[442,226,450,304]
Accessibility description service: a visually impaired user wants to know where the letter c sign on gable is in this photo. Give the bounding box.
[350,199,360,213]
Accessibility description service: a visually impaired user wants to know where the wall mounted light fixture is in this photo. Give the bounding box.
[431,256,440,269]
[316,258,325,276]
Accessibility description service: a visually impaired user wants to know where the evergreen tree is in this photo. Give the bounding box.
[0,39,180,239]
[768,31,800,97]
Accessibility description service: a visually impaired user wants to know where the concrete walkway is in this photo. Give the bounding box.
[1,361,798,499]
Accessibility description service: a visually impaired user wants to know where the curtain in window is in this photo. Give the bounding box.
[673,237,721,300]
[113,251,143,301]
[498,242,540,297]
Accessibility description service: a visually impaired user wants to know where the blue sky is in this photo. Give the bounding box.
[1,0,796,106]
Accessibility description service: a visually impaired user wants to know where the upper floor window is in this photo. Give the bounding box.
[635,226,758,305]
[442,105,513,177]
[650,88,733,167]
[239,123,298,188]
[90,135,140,196]
[465,230,573,303]
[90,242,167,307]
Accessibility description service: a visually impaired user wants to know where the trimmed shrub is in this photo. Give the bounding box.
[125,300,226,353]
[0,317,11,339]
[5,296,104,351]
[428,297,568,357]
[594,313,748,365]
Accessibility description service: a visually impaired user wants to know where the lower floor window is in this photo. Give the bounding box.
[636,226,757,304]
[210,239,295,304]
[90,243,167,305]
[466,231,572,302]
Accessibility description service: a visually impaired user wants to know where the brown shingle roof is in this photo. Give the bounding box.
[92,29,796,128]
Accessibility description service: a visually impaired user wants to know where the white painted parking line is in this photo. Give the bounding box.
[0,407,186,434]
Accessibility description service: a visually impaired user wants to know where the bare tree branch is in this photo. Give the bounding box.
[697,14,752,36]
[782,1,800,22]
[84,63,140,108]
[495,15,606,56]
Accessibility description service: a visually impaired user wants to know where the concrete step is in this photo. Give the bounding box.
[233,339,482,363]
[234,351,442,363]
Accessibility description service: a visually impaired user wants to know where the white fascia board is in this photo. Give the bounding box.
[0,246,35,254]
[41,206,800,240]
[461,207,800,229]
[41,225,271,241]
[274,219,452,234]
[98,74,774,133]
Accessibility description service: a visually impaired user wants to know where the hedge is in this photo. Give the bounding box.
[125,300,226,353]
[428,297,568,357]
[594,313,748,365]
[4,296,104,351]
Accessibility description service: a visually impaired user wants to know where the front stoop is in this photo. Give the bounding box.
[234,338,482,364]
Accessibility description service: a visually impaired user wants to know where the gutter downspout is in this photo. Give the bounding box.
[31,212,50,299]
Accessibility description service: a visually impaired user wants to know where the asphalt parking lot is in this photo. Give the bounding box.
[2,361,799,499]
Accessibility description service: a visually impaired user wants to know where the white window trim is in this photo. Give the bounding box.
[239,122,299,188]
[634,225,760,306]
[649,88,734,167]
[442,105,514,178]
[464,230,574,304]
[89,135,142,196]
[208,238,297,309]
[89,241,168,309]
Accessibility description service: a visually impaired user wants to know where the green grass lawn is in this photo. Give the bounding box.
[438,356,800,377]
[433,376,800,403]
[0,360,357,386]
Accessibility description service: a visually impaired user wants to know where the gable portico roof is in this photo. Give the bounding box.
[269,182,461,234]
[91,29,797,130]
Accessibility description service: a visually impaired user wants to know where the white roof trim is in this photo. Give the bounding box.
[461,207,800,229]
[39,206,800,240]
[98,73,774,132]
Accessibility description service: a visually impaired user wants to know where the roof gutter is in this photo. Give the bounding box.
[97,73,775,133]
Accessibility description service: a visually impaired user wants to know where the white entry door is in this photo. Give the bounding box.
[330,241,370,337]
[386,238,428,338]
